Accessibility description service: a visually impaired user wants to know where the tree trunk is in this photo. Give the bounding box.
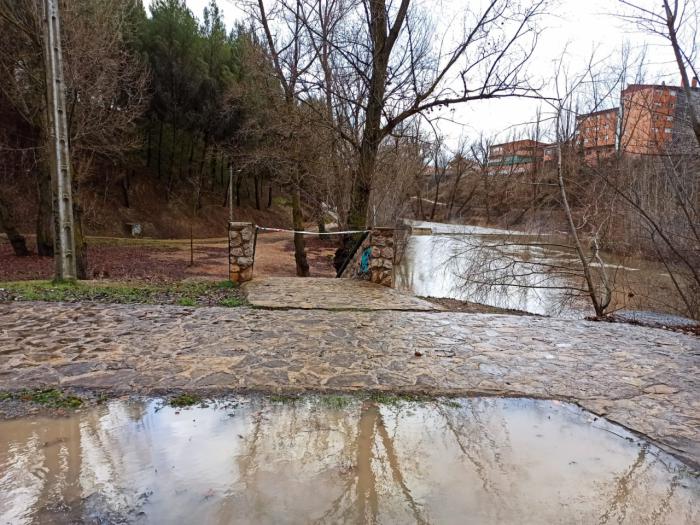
[223,172,231,207]
[235,174,242,207]
[195,137,209,211]
[483,174,491,224]
[348,147,376,229]
[0,193,29,256]
[557,141,608,317]
[430,177,441,220]
[120,171,131,208]
[146,123,152,168]
[36,165,54,256]
[166,126,178,199]
[663,1,700,148]
[254,175,262,210]
[267,184,273,208]
[73,199,88,280]
[156,120,164,180]
[447,170,464,221]
[292,188,310,277]
[187,134,196,181]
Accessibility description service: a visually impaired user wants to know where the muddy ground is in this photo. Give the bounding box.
[0,231,338,282]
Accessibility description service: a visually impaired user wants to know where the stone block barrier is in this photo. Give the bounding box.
[345,227,407,287]
[229,222,255,283]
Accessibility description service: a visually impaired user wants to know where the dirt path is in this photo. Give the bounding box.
[252,231,337,277]
[0,232,337,282]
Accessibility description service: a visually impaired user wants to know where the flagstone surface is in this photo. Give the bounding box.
[0,302,698,467]
[242,277,443,311]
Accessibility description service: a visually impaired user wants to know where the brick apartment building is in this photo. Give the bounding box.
[486,139,547,175]
[576,108,618,164]
[576,79,700,162]
[487,79,700,172]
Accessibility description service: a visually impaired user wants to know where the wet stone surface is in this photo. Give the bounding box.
[242,277,442,310]
[0,302,698,467]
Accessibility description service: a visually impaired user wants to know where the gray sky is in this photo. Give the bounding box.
[146,0,681,146]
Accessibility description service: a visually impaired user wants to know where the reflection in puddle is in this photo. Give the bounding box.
[0,397,697,524]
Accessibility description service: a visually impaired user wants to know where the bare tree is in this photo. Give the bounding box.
[619,0,700,147]
[0,0,148,276]
[428,135,448,220]
[249,0,319,276]
[255,0,546,231]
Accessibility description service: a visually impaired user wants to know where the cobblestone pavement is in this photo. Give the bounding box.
[242,277,442,310]
[0,302,698,466]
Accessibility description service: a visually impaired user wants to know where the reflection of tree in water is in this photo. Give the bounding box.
[355,402,428,525]
[435,397,513,519]
[228,399,428,524]
[447,233,588,315]
[596,444,684,524]
[0,415,83,523]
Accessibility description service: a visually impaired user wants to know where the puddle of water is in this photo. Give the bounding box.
[0,397,697,524]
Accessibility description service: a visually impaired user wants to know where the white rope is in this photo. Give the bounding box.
[255,226,370,235]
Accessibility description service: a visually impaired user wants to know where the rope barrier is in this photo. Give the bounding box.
[255,226,370,236]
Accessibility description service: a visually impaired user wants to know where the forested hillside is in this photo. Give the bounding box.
[0,0,306,245]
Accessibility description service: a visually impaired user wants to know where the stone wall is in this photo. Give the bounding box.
[229,222,255,283]
[345,227,407,287]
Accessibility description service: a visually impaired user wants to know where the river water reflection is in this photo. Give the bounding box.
[1,397,697,524]
[395,220,691,319]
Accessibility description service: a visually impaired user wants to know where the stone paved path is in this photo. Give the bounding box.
[242,277,442,310]
[0,302,698,466]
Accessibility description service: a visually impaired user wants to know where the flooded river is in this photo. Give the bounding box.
[395,220,693,320]
[1,396,697,524]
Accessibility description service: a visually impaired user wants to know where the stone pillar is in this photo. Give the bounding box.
[345,227,406,287]
[368,228,395,286]
[229,222,255,283]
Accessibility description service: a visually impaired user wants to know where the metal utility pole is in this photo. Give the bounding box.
[228,163,234,222]
[42,0,77,281]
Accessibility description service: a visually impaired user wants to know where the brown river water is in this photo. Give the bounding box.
[395,220,694,322]
[1,397,697,524]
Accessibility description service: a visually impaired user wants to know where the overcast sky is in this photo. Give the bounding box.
[145,0,681,147]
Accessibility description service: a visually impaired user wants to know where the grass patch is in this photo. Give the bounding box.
[0,389,84,409]
[368,392,432,405]
[0,280,245,308]
[218,297,243,307]
[318,395,353,409]
[272,196,291,207]
[269,394,298,404]
[169,393,202,407]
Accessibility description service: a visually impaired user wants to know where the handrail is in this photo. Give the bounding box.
[336,231,370,278]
